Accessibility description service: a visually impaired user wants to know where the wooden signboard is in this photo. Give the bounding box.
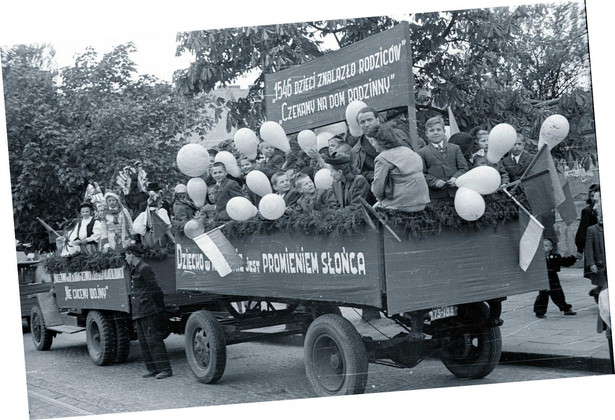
[264,22,415,137]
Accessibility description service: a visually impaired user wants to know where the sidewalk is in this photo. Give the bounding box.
[499,267,613,373]
[344,267,613,374]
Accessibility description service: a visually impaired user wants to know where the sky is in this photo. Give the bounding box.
[1,0,615,419]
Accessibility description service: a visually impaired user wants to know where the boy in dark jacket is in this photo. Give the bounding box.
[534,238,577,318]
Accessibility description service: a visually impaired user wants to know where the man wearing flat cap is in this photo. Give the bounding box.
[125,245,173,379]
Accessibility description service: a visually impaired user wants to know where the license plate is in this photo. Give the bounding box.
[429,305,458,321]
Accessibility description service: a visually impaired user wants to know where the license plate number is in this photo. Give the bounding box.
[429,305,458,321]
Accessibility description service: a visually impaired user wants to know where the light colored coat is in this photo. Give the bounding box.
[372,147,430,212]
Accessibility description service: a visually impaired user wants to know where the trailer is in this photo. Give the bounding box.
[175,212,548,396]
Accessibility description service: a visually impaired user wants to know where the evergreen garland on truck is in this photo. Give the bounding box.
[44,193,523,273]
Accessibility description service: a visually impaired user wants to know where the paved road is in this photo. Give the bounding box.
[22,330,602,419]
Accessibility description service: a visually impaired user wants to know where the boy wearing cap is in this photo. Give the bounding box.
[125,245,172,379]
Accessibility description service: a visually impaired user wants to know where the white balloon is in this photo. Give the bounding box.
[259,194,286,220]
[226,197,258,221]
[314,168,334,190]
[345,100,368,137]
[454,187,486,221]
[487,123,517,164]
[538,114,570,150]
[260,121,290,153]
[246,170,272,196]
[177,143,210,177]
[316,132,335,152]
[184,219,205,239]
[214,151,242,178]
[297,130,318,154]
[234,128,259,160]
[187,177,208,207]
[455,166,501,195]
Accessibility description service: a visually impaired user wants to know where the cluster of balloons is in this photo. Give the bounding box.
[453,115,569,221]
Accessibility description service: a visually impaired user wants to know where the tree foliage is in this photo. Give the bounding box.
[174,2,593,158]
[3,44,218,248]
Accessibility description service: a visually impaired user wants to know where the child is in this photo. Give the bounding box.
[585,204,607,302]
[471,129,510,185]
[210,162,244,221]
[293,173,338,214]
[271,171,301,209]
[417,115,468,200]
[534,238,577,318]
[257,142,285,178]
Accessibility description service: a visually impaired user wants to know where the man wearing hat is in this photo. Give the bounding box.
[67,202,103,254]
[139,182,171,215]
[125,244,173,379]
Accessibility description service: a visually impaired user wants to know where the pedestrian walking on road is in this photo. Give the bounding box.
[534,238,577,318]
[585,203,607,302]
[124,245,173,379]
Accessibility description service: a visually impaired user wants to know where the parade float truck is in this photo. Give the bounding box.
[28,22,551,397]
[29,202,547,397]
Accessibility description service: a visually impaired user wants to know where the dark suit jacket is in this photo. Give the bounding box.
[130,261,165,320]
[214,177,245,221]
[575,204,598,253]
[258,152,286,179]
[332,175,370,208]
[584,224,606,286]
[281,188,301,208]
[417,142,468,199]
[501,151,535,182]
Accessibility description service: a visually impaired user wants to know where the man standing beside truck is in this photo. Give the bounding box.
[124,245,173,379]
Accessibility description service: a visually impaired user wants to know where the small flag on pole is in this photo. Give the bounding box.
[519,211,544,271]
[192,227,244,277]
[557,180,577,226]
[448,106,460,136]
[519,144,565,210]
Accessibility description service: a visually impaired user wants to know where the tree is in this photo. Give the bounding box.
[174,3,594,155]
[2,44,219,249]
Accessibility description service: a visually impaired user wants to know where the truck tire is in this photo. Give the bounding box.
[113,317,132,364]
[86,311,117,366]
[439,303,502,379]
[304,314,368,397]
[185,310,226,384]
[30,305,53,351]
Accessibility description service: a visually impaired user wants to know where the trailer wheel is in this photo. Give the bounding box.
[185,310,226,384]
[30,305,53,351]
[304,314,368,397]
[86,311,116,366]
[113,317,132,364]
[439,303,502,379]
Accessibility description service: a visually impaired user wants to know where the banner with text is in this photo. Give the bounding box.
[176,230,382,308]
[264,22,413,134]
[53,267,131,312]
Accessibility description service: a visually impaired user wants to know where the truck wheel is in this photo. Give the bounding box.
[185,310,226,384]
[304,314,368,397]
[86,311,116,366]
[439,303,502,379]
[30,305,53,351]
[113,317,132,364]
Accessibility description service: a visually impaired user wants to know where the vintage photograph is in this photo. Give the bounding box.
[1,0,613,419]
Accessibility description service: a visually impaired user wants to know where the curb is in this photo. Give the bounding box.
[499,351,614,374]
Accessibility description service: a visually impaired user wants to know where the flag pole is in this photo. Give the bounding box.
[511,144,549,194]
[501,188,544,230]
